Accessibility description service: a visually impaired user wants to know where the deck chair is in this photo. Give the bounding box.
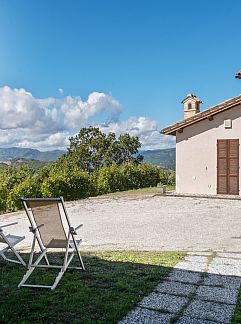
[0,222,26,266]
[19,197,85,290]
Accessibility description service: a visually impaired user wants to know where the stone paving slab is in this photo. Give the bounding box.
[203,273,241,290]
[183,299,236,323]
[211,257,241,266]
[185,256,209,263]
[188,252,213,256]
[168,269,202,284]
[218,252,241,259]
[139,292,188,313]
[156,281,197,297]
[196,285,239,304]
[176,315,217,324]
[176,261,206,272]
[120,251,241,323]
[119,307,173,324]
[208,263,241,277]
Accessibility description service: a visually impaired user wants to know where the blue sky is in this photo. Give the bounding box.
[0,0,241,150]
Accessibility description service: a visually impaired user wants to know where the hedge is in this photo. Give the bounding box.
[0,162,162,213]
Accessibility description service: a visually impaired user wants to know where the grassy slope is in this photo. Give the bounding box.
[0,251,184,323]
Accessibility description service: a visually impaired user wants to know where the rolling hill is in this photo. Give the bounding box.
[0,147,64,162]
[141,148,175,170]
[0,147,176,170]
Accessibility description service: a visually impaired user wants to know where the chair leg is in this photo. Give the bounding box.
[72,238,85,271]
[18,249,48,288]
[0,245,26,266]
[51,269,66,290]
[19,250,70,290]
[8,244,26,266]
[44,254,50,265]
[76,249,85,271]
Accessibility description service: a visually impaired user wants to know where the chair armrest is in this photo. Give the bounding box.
[75,224,83,232]
[29,224,44,232]
[0,222,18,229]
[70,224,83,235]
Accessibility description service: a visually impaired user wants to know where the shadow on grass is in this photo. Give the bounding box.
[0,251,183,323]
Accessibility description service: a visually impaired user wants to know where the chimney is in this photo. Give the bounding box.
[181,93,202,119]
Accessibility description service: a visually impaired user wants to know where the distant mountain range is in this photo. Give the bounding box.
[141,148,175,170]
[0,147,176,170]
[0,158,48,170]
[0,147,64,162]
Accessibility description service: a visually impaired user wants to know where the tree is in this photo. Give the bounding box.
[65,126,143,172]
[105,133,143,166]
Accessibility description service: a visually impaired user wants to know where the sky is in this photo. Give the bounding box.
[0,0,241,151]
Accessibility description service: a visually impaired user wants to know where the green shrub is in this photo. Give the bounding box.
[97,162,160,194]
[119,162,160,190]
[0,150,161,213]
[159,169,175,186]
[0,182,8,212]
[0,166,36,212]
[41,170,94,200]
[96,163,124,194]
[4,166,31,191]
[7,178,41,211]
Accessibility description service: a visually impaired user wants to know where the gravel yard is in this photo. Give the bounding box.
[1,194,241,252]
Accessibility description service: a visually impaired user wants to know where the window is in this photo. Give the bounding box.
[188,103,192,110]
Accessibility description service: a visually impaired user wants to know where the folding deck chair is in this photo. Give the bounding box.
[0,222,26,266]
[19,197,85,290]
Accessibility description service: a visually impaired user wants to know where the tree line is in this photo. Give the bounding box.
[0,127,175,213]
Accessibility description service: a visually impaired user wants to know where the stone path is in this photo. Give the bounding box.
[119,252,241,323]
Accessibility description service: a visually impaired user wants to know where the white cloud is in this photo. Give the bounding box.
[58,88,64,95]
[61,92,122,129]
[99,117,175,150]
[0,86,121,150]
[0,86,63,135]
[0,85,174,151]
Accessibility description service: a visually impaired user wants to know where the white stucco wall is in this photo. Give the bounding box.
[176,104,241,195]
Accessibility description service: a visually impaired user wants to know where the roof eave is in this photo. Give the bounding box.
[161,95,241,136]
[160,129,176,136]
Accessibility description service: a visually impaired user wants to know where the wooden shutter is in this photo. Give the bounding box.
[228,139,239,195]
[217,139,239,195]
[217,140,228,194]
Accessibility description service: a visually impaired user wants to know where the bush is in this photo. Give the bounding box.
[134,163,160,188]
[96,163,124,194]
[96,162,160,194]
[0,155,161,213]
[0,166,35,212]
[0,182,8,212]
[41,170,94,200]
[7,178,42,211]
[159,170,175,186]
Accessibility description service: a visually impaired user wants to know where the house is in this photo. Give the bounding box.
[161,93,241,195]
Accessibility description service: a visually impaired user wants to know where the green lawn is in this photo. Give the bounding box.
[101,185,175,199]
[0,251,184,323]
[126,185,175,193]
